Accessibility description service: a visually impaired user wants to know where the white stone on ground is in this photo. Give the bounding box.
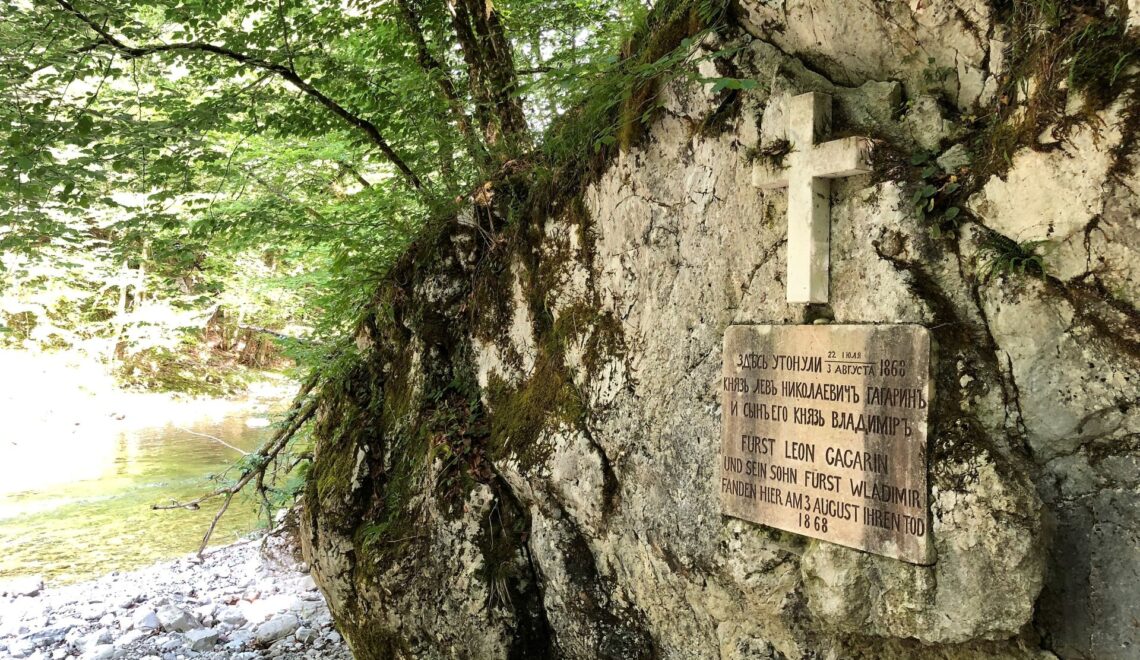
[0,535,350,659]
[155,605,199,632]
[185,628,219,651]
[254,613,300,645]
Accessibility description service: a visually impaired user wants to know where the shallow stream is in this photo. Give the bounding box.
[0,413,271,584]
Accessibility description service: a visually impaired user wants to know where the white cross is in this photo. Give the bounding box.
[752,92,874,304]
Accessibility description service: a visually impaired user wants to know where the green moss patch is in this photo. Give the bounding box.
[972,2,1140,182]
[485,346,583,473]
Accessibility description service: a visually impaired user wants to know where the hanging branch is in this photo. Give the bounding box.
[152,373,321,555]
[53,0,427,191]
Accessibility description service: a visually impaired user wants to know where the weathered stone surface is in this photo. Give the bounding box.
[130,608,160,632]
[23,619,82,646]
[803,445,1044,643]
[217,606,246,628]
[254,614,299,646]
[968,106,1120,257]
[978,275,1140,462]
[302,470,546,658]
[562,61,1044,654]
[154,605,198,633]
[301,6,1140,659]
[965,100,1140,315]
[737,0,997,110]
[937,143,972,173]
[902,95,964,151]
[1093,177,1140,309]
[185,628,219,652]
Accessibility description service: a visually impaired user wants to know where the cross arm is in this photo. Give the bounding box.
[808,137,874,179]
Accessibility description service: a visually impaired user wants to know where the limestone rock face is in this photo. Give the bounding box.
[301,5,1140,660]
[737,0,1000,110]
[802,448,1044,644]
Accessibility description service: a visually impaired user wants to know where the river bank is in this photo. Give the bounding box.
[0,533,351,659]
[0,348,299,583]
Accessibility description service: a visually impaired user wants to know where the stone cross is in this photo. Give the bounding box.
[752,92,874,304]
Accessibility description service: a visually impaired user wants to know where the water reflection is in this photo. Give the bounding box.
[0,415,270,584]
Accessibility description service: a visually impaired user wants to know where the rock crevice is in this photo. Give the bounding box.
[301,2,1140,658]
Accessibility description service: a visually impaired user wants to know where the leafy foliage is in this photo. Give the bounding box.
[2,0,742,539]
[978,234,1050,281]
[0,0,687,379]
[907,149,962,237]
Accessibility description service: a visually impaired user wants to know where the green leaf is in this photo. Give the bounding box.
[708,77,757,93]
[76,114,94,137]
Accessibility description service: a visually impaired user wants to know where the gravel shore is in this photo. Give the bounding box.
[0,534,351,659]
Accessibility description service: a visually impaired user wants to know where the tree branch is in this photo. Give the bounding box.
[54,0,427,190]
[152,373,321,555]
[337,159,372,189]
[240,165,330,223]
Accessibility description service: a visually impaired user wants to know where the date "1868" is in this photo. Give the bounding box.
[798,512,829,533]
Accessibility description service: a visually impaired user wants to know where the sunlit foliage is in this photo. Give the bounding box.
[0,0,652,374]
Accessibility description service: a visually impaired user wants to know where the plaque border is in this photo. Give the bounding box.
[718,323,935,565]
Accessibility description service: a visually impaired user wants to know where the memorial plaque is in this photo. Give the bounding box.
[719,324,933,564]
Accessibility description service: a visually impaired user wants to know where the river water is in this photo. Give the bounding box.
[0,350,294,584]
[0,414,272,584]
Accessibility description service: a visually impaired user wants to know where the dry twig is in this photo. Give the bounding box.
[152,373,320,555]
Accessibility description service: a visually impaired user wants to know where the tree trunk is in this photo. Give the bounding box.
[396,0,491,170]
[110,261,129,362]
[446,0,528,154]
[135,243,148,307]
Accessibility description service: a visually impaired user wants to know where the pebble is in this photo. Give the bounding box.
[255,614,299,646]
[185,628,219,651]
[0,536,351,659]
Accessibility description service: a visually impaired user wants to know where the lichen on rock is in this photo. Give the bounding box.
[299,1,1140,658]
